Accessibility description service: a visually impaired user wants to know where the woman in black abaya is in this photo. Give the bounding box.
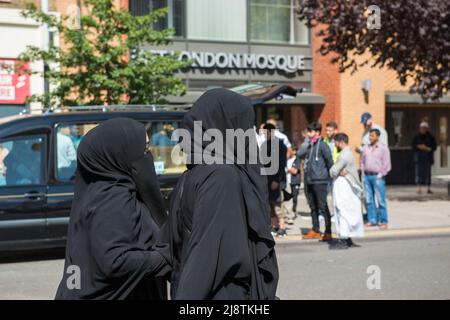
[55,118,170,300]
[162,88,279,300]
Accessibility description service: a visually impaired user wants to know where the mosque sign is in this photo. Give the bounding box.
[150,50,307,74]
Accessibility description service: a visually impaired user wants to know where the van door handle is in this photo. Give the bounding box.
[23,192,46,200]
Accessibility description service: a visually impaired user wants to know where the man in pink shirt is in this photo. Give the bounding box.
[361,129,391,229]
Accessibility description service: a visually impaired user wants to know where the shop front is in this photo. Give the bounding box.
[132,0,324,146]
[0,7,45,118]
[147,42,321,145]
[0,58,30,117]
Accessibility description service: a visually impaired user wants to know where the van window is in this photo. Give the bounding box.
[56,123,98,181]
[55,120,185,181]
[145,120,186,175]
[0,136,46,187]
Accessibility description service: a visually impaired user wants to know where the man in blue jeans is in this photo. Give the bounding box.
[361,129,391,230]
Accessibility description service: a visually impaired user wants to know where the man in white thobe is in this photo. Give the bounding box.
[329,133,364,249]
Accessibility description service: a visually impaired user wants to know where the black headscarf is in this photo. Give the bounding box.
[182,89,273,242]
[172,88,278,299]
[55,118,169,300]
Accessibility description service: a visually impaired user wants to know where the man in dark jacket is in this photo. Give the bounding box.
[412,122,437,194]
[286,147,301,220]
[302,122,334,241]
[262,123,288,237]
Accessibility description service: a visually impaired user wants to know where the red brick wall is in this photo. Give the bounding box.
[0,0,40,10]
[290,105,310,147]
[311,25,340,128]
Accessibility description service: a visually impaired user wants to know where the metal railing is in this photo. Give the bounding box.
[44,104,192,114]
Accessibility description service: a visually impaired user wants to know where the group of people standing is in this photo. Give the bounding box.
[258,112,394,250]
[289,120,367,250]
[310,114,392,245]
[262,110,438,250]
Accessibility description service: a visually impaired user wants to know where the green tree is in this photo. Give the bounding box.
[20,0,189,107]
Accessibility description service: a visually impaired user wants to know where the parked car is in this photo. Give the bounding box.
[0,84,299,252]
[0,106,189,251]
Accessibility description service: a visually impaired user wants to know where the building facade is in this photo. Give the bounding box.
[314,49,450,179]
[0,0,49,117]
[131,0,326,147]
[1,0,448,177]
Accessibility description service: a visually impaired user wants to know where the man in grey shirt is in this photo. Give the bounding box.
[329,133,364,249]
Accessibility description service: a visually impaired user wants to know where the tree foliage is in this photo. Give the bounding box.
[20,0,189,107]
[297,0,449,101]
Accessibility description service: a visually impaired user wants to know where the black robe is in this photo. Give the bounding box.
[161,88,279,300]
[55,118,169,300]
[412,131,437,165]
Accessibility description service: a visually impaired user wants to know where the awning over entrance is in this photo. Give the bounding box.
[166,91,203,104]
[386,92,450,104]
[263,93,325,105]
[167,91,325,105]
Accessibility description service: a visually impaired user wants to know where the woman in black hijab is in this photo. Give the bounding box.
[162,88,279,300]
[55,118,170,300]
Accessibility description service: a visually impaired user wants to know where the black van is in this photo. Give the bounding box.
[0,106,188,251]
[0,84,299,252]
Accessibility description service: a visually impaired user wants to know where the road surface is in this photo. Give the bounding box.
[0,235,449,299]
[277,234,450,299]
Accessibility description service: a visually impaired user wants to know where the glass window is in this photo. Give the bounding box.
[129,0,185,37]
[250,0,309,45]
[187,0,247,42]
[56,123,98,181]
[0,136,45,187]
[145,121,186,175]
[55,121,185,181]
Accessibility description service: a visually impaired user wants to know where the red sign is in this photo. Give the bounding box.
[0,58,30,105]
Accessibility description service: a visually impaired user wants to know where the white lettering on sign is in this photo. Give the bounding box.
[0,58,30,104]
[151,50,307,74]
[0,86,15,100]
[0,75,13,86]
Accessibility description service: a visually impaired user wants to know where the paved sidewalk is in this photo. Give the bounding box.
[277,184,450,241]
[387,184,449,201]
